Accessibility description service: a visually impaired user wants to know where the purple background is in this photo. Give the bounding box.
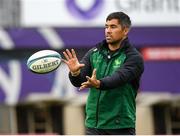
[2,27,180,49]
[0,27,180,103]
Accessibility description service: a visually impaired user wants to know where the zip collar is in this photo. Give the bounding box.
[96,37,130,59]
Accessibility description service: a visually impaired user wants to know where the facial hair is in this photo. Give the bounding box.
[106,37,126,46]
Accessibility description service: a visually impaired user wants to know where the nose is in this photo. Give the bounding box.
[105,27,111,33]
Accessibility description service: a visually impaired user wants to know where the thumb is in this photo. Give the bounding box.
[79,63,85,68]
[61,59,67,64]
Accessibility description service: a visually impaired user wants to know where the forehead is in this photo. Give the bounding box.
[105,19,120,25]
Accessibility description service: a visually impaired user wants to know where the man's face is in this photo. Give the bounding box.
[105,19,128,45]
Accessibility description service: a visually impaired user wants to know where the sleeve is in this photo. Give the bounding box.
[99,50,144,90]
[68,49,93,87]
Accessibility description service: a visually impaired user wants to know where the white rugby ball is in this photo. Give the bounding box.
[27,50,61,74]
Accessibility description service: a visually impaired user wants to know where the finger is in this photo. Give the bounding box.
[61,59,68,64]
[66,49,73,59]
[86,76,94,85]
[86,76,91,81]
[92,69,97,78]
[81,81,90,86]
[71,49,77,59]
[63,51,70,60]
[79,85,88,90]
[79,86,84,91]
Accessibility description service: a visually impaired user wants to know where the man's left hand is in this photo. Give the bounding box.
[79,69,100,90]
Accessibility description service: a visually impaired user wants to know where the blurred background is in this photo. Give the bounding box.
[0,0,180,135]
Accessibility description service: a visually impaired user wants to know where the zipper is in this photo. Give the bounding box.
[95,90,101,127]
[94,46,124,127]
[95,53,112,127]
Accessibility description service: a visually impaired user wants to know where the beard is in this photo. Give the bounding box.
[106,37,122,46]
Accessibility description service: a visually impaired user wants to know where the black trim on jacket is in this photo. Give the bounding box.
[69,38,144,91]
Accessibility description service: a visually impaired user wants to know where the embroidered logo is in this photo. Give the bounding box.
[113,59,122,68]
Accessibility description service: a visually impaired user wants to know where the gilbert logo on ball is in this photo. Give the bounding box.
[27,50,61,74]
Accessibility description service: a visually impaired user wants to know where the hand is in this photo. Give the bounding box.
[79,69,100,90]
[62,49,85,74]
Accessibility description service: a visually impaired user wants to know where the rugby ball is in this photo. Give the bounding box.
[27,50,61,74]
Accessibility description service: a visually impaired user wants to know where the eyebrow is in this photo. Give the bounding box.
[105,24,118,27]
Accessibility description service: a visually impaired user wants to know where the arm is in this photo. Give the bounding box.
[99,51,144,90]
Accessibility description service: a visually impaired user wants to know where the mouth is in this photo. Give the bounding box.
[106,34,112,37]
[106,36,112,40]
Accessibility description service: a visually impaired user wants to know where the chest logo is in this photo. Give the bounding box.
[113,59,122,68]
[115,59,121,65]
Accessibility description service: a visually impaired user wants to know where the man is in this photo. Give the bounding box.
[63,12,144,135]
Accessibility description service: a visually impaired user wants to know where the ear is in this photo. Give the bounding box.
[123,27,129,36]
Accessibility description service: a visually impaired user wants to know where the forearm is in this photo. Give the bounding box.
[69,72,85,87]
[99,56,144,90]
[99,70,129,90]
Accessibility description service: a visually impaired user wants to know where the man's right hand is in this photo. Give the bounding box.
[62,49,85,75]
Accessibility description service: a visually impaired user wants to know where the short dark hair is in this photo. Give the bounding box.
[106,12,131,28]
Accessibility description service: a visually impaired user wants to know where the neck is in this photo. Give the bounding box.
[108,37,126,51]
[108,44,120,51]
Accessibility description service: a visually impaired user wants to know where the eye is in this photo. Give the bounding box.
[111,25,117,29]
